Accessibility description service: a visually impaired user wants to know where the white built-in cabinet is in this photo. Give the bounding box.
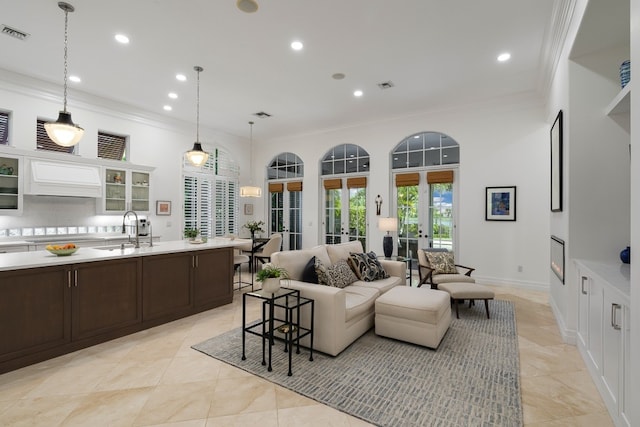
[98,166,151,214]
[575,260,631,427]
[0,153,22,215]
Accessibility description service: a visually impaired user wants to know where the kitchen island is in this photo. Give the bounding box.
[0,238,242,374]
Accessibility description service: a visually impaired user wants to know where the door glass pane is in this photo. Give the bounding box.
[348,188,367,248]
[325,188,341,244]
[270,192,284,233]
[430,183,453,250]
[397,185,419,263]
[289,191,302,250]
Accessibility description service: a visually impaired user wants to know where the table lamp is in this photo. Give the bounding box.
[378,217,398,258]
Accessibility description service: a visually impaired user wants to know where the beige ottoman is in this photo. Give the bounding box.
[375,286,451,349]
[437,282,495,319]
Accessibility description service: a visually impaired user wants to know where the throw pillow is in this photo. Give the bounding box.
[425,251,457,274]
[348,252,377,282]
[315,258,358,288]
[301,256,319,284]
[363,251,389,280]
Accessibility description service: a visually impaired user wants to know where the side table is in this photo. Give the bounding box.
[242,287,314,376]
[378,255,412,284]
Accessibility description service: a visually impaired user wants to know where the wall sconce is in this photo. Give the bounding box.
[375,194,382,216]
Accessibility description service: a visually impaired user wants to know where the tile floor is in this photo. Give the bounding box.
[0,276,613,426]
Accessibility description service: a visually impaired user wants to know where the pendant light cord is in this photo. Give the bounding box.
[63,7,69,113]
[249,121,254,184]
[196,69,200,142]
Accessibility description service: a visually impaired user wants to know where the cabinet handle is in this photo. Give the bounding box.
[195,255,199,268]
[580,276,588,295]
[67,270,72,288]
[74,270,78,287]
[192,255,196,268]
[611,303,621,330]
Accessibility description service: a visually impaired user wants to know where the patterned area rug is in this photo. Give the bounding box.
[192,299,522,427]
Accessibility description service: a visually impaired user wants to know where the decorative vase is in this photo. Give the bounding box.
[620,60,631,88]
[620,246,630,264]
[262,277,281,294]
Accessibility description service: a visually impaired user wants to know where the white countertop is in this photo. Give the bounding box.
[0,238,244,272]
[574,259,630,301]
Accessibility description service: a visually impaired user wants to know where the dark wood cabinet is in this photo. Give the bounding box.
[0,265,71,363]
[142,252,193,322]
[72,258,142,341]
[193,248,233,309]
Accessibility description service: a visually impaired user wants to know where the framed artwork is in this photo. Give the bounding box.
[244,203,254,215]
[485,186,516,221]
[156,200,171,216]
[551,110,563,212]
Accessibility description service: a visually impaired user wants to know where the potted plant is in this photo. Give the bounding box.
[184,228,199,241]
[243,220,265,240]
[256,262,289,293]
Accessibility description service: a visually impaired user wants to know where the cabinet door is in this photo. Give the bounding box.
[142,252,193,321]
[601,289,622,409]
[587,277,603,370]
[193,248,233,308]
[71,258,142,341]
[0,154,22,214]
[103,167,127,212]
[621,305,631,427]
[0,266,70,363]
[130,171,150,212]
[577,273,590,348]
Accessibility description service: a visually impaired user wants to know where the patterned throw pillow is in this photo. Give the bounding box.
[315,258,358,288]
[425,251,457,274]
[348,252,377,281]
[363,252,389,280]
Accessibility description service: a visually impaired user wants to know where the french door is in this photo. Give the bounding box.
[323,177,367,249]
[394,170,457,262]
[268,182,302,250]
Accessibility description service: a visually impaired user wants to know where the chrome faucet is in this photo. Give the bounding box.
[122,210,140,248]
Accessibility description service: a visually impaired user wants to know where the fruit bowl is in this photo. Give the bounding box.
[46,244,78,256]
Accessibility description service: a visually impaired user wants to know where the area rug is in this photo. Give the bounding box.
[192,299,522,427]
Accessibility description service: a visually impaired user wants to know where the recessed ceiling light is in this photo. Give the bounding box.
[114,34,129,44]
[176,74,187,82]
[168,92,178,99]
[291,40,303,51]
[332,73,346,80]
[353,90,363,97]
[163,105,172,111]
[497,52,511,62]
[69,75,81,83]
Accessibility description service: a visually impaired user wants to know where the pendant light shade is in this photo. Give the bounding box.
[186,66,209,167]
[45,2,84,147]
[240,121,262,198]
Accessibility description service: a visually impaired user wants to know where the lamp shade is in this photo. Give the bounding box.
[378,217,398,233]
[240,185,262,197]
[44,112,84,147]
[186,142,209,167]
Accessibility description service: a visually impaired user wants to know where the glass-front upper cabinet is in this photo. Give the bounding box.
[0,154,22,214]
[99,167,151,214]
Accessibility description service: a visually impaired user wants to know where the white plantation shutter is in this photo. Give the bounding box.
[183,146,239,238]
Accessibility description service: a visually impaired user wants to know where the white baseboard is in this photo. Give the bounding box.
[474,276,549,292]
[549,294,577,345]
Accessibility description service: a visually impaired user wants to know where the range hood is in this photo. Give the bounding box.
[25,159,102,197]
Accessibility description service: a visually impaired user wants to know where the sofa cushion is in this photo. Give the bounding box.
[315,258,358,288]
[271,245,331,281]
[344,285,379,322]
[350,275,400,294]
[326,241,364,264]
[301,256,319,284]
[432,274,476,285]
[425,251,457,274]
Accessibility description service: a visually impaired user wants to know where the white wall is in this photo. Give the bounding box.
[256,97,550,288]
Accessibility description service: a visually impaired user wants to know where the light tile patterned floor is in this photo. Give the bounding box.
[0,276,613,426]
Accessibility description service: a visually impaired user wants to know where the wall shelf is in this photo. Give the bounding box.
[606,83,631,116]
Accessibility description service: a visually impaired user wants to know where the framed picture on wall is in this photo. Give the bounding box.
[244,203,254,215]
[156,200,171,216]
[551,110,563,212]
[485,186,516,221]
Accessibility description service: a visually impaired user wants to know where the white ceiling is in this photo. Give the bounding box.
[1,0,558,141]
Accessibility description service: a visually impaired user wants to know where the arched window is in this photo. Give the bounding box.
[267,152,303,250]
[320,144,369,248]
[391,132,460,265]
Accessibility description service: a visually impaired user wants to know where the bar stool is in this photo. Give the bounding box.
[234,253,253,291]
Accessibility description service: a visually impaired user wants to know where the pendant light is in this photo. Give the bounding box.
[44,2,84,147]
[185,66,209,167]
[240,121,262,197]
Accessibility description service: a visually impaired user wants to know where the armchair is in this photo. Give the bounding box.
[417,248,475,289]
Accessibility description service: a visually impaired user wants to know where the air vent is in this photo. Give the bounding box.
[377,81,395,90]
[253,111,272,118]
[2,25,30,41]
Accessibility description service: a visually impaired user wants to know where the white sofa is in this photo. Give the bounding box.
[271,240,406,356]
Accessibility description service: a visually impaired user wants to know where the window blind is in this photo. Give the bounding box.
[395,172,420,187]
[427,170,454,184]
[98,131,127,161]
[268,183,284,193]
[287,181,303,192]
[346,176,367,188]
[0,111,8,145]
[323,178,342,190]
